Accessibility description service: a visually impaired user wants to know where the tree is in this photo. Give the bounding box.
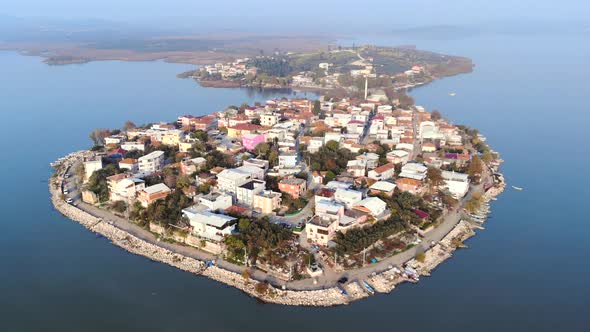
[398,94,415,108]
[191,130,208,143]
[89,128,111,146]
[431,110,442,121]
[324,170,336,183]
[239,103,250,112]
[467,155,483,183]
[325,140,339,151]
[426,167,445,192]
[251,118,261,125]
[255,282,269,294]
[110,201,127,214]
[312,100,321,115]
[238,218,251,231]
[415,252,426,263]
[86,164,120,202]
[123,121,137,131]
[396,191,419,210]
[268,151,279,167]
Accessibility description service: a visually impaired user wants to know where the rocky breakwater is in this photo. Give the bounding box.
[201,266,353,306]
[50,180,206,274]
[49,153,352,307]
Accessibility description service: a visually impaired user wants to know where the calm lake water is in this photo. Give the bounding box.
[1,25,589,331]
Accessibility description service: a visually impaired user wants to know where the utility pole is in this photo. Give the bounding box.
[244,247,248,267]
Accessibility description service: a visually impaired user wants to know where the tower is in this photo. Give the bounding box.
[364,76,368,100]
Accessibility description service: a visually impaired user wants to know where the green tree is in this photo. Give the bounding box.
[268,151,279,167]
[238,218,251,231]
[312,100,321,115]
[254,142,270,157]
[325,140,339,151]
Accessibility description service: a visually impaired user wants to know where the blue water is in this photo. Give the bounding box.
[1,25,589,331]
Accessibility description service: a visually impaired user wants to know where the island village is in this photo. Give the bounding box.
[50,89,505,306]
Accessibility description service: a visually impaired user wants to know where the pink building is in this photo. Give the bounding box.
[242,133,266,151]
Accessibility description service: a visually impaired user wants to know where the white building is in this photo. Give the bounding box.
[356,153,380,169]
[121,141,145,152]
[334,188,364,208]
[442,171,470,198]
[104,135,126,145]
[347,159,367,177]
[243,158,269,171]
[368,163,396,181]
[198,192,233,211]
[325,181,352,190]
[261,113,280,127]
[399,163,428,181]
[109,177,145,202]
[236,179,266,207]
[138,151,165,173]
[306,216,339,247]
[216,168,253,194]
[369,181,396,196]
[324,131,342,143]
[354,197,388,218]
[84,159,103,181]
[182,208,236,242]
[233,165,263,180]
[278,152,298,168]
[387,150,410,165]
[308,137,325,153]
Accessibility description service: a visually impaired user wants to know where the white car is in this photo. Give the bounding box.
[66,198,74,204]
[63,190,69,195]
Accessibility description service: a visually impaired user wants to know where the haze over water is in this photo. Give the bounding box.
[1,22,589,332]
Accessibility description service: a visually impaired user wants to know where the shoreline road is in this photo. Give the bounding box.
[63,153,491,291]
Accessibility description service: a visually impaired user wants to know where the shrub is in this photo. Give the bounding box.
[255,282,269,294]
[415,252,426,263]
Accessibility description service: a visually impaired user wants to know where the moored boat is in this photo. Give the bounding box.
[362,281,375,295]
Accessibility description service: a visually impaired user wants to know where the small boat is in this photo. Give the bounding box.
[362,281,375,295]
[404,267,420,281]
[512,186,523,191]
[449,92,456,96]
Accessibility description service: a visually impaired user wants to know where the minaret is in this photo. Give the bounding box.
[364,76,368,100]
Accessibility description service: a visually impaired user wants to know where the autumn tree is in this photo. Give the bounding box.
[398,94,415,108]
[426,167,445,193]
[89,129,111,146]
[467,155,483,183]
[123,121,137,132]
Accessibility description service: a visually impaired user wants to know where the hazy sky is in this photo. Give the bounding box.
[2,0,588,27]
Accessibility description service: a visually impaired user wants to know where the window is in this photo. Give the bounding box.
[317,229,329,235]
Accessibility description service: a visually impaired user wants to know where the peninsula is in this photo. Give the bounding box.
[50,70,504,306]
[177,45,473,94]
